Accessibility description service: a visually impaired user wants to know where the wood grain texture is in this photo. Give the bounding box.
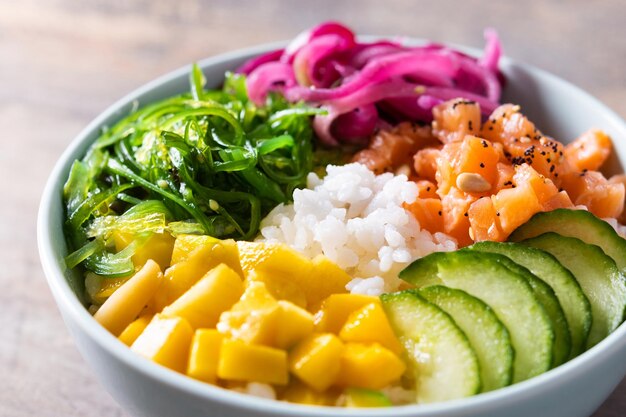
[1,0,624,416]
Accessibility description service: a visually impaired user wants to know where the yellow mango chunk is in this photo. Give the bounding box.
[217,339,288,385]
[289,333,343,392]
[281,381,339,406]
[217,281,280,345]
[307,255,352,309]
[217,282,313,348]
[314,294,379,334]
[237,241,313,278]
[187,329,223,383]
[171,235,223,265]
[118,314,153,346]
[339,302,402,354]
[162,264,243,329]
[336,343,406,390]
[131,314,194,373]
[113,231,175,271]
[154,240,243,310]
[94,260,163,336]
[85,272,130,305]
[274,301,315,349]
[238,243,351,310]
[247,269,307,308]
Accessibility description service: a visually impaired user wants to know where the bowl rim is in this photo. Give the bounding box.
[38,38,626,416]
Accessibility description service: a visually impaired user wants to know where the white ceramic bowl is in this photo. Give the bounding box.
[38,40,626,417]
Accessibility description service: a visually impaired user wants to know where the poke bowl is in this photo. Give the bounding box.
[38,22,626,417]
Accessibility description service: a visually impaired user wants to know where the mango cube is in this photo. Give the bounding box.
[113,231,175,271]
[314,294,379,334]
[307,255,352,309]
[339,302,403,354]
[217,339,288,385]
[170,236,241,271]
[218,282,313,348]
[247,269,307,308]
[118,314,153,346]
[289,333,343,392]
[162,264,243,329]
[217,281,280,345]
[131,314,194,373]
[154,240,243,310]
[336,343,406,390]
[237,241,313,278]
[237,242,351,310]
[274,301,315,349]
[94,260,163,336]
[187,329,224,383]
[281,381,339,406]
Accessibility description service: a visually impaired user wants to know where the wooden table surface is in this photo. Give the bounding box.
[2,0,625,416]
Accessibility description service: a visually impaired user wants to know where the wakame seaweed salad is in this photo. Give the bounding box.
[63,65,324,277]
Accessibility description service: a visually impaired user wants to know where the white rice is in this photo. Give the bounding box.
[241,382,276,400]
[259,163,458,294]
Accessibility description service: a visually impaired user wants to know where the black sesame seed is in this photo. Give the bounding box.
[464,212,468,217]
[438,210,442,216]
[550,165,555,173]
[496,212,500,216]
[480,162,485,168]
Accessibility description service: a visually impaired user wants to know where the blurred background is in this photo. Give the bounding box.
[1,0,625,416]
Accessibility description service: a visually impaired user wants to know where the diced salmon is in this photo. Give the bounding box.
[413,148,441,182]
[513,163,559,203]
[468,196,505,242]
[432,99,482,143]
[352,122,438,174]
[492,184,543,236]
[560,171,625,218]
[415,180,439,199]
[564,129,612,172]
[435,136,500,196]
[480,104,537,145]
[495,162,515,190]
[480,104,568,181]
[542,191,575,211]
[609,174,626,223]
[440,187,477,247]
[404,198,444,234]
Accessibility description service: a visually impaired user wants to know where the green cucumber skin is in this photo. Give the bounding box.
[418,286,514,392]
[344,388,392,407]
[469,241,591,358]
[399,250,554,383]
[380,291,481,403]
[510,208,626,275]
[522,232,626,349]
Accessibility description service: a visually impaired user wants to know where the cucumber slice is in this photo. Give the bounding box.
[380,291,481,403]
[344,388,392,407]
[399,251,554,382]
[510,209,626,275]
[418,286,513,392]
[469,241,591,358]
[522,233,626,348]
[464,246,570,365]
[504,261,570,366]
